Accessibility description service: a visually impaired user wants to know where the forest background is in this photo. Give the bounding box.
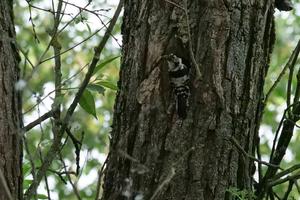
[13,0,300,199]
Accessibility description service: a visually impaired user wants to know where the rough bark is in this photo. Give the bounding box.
[0,0,22,199]
[103,0,275,199]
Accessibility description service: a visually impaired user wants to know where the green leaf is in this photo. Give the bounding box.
[37,194,48,199]
[79,90,97,119]
[97,80,118,91]
[93,56,120,75]
[74,18,81,24]
[23,179,33,189]
[87,84,106,95]
[23,162,31,177]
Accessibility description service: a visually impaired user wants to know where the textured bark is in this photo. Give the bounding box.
[103,0,275,199]
[0,0,22,199]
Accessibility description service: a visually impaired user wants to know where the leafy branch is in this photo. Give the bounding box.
[23,0,124,198]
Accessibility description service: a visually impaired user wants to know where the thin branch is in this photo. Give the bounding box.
[273,191,281,200]
[23,87,79,114]
[94,153,110,200]
[40,26,106,64]
[57,1,92,35]
[272,164,300,181]
[230,136,280,169]
[25,1,92,82]
[268,173,300,187]
[59,153,82,200]
[282,180,293,200]
[269,109,287,162]
[23,110,53,132]
[26,2,40,43]
[61,0,121,47]
[18,46,35,69]
[46,169,68,184]
[287,40,300,116]
[62,63,89,84]
[66,128,82,175]
[294,180,300,194]
[265,39,300,103]
[293,64,300,107]
[23,136,37,198]
[38,150,51,200]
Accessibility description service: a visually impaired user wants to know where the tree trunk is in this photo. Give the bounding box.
[103,1,274,199]
[0,1,22,199]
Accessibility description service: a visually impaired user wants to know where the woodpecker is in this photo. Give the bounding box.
[166,54,190,119]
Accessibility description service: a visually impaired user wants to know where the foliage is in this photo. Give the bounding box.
[15,0,121,199]
[226,187,256,200]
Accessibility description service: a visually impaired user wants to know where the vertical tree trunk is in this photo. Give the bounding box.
[103,1,274,199]
[0,0,22,199]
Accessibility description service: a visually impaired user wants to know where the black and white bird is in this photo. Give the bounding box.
[166,54,190,119]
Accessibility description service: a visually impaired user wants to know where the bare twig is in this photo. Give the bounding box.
[269,109,287,162]
[25,1,91,82]
[282,180,293,200]
[46,168,68,184]
[38,150,51,200]
[27,1,73,16]
[23,136,37,198]
[18,46,35,69]
[59,153,82,200]
[268,173,300,187]
[294,180,300,194]
[40,26,107,64]
[23,87,79,114]
[61,0,121,47]
[287,40,300,115]
[265,39,300,104]
[95,153,110,200]
[272,164,300,181]
[66,128,82,175]
[57,1,92,35]
[23,110,53,132]
[230,136,280,169]
[26,2,40,43]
